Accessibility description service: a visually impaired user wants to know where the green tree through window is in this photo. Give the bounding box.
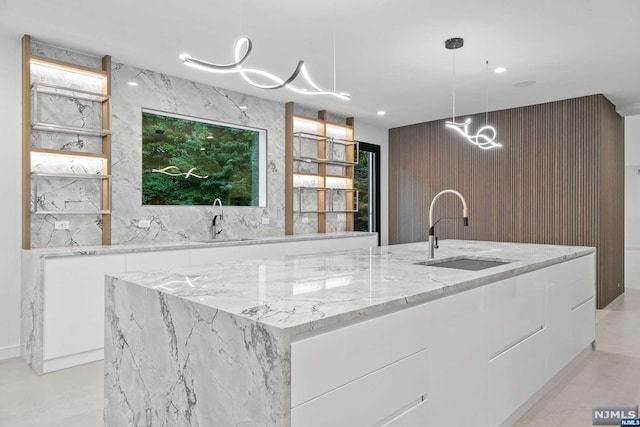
[141,111,261,206]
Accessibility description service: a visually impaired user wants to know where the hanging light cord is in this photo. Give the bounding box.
[485,60,489,125]
[452,49,456,121]
[333,0,337,93]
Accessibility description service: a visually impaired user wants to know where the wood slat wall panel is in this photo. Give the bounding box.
[389,94,624,308]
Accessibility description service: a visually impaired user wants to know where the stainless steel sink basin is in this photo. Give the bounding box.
[415,257,510,271]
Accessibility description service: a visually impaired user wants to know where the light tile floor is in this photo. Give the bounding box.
[1,290,639,426]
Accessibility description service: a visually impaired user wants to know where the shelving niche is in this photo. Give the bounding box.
[22,35,112,248]
[285,102,360,234]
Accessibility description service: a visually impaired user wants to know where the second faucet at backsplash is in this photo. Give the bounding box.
[211,198,224,239]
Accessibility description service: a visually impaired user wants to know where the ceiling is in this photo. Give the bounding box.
[2,0,639,129]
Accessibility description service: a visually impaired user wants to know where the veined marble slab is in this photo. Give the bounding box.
[105,239,593,426]
[21,232,376,376]
[106,239,594,339]
[23,231,376,258]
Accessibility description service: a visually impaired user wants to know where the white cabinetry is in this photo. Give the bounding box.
[489,326,547,426]
[291,304,430,427]
[28,234,377,374]
[428,285,489,427]
[546,253,596,379]
[289,254,595,427]
[291,349,429,427]
[43,254,125,372]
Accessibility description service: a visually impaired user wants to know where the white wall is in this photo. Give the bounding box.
[355,121,389,246]
[0,32,23,359]
[624,115,640,289]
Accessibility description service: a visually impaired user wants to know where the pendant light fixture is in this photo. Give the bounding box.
[444,37,502,150]
[180,40,350,100]
[180,1,350,100]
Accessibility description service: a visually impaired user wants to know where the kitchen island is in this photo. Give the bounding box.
[104,240,596,427]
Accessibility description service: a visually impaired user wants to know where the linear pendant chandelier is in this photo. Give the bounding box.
[444,37,502,150]
[180,37,350,100]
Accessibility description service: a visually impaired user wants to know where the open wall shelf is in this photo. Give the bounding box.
[22,34,112,248]
[285,102,358,234]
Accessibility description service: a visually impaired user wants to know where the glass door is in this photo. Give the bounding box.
[354,142,381,245]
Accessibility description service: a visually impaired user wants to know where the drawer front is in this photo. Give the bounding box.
[489,326,547,427]
[382,399,429,427]
[291,302,430,407]
[570,254,596,309]
[572,296,595,352]
[484,270,546,358]
[291,348,429,427]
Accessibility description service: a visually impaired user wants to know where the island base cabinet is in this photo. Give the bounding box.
[381,399,429,427]
[489,327,547,427]
[572,297,595,354]
[428,286,490,427]
[546,253,596,379]
[291,349,429,427]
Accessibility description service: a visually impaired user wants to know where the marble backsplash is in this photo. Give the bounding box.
[29,41,351,247]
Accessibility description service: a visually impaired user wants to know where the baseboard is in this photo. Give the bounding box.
[41,348,104,374]
[0,344,21,361]
[499,344,593,427]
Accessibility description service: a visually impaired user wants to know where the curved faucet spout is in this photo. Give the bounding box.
[211,198,224,239]
[428,189,469,258]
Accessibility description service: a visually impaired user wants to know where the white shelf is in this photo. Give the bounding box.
[31,172,110,179]
[31,172,111,215]
[293,187,358,213]
[32,123,111,137]
[31,82,109,103]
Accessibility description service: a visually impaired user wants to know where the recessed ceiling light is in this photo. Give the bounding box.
[377,110,386,116]
[127,81,139,86]
[512,80,537,88]
[494,67,507,73]
[239,106,248,110]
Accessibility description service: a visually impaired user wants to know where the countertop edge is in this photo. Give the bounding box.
[283,247,596,341]
[23,232,378,259]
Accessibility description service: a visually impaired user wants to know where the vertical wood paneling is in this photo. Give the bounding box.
[389,94,624,308]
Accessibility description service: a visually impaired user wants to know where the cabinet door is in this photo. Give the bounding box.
[484,270,546,359]
[44,255,126,360]
[570,254,596,308]
[428,286,489,427]
[126,250,190,271]
[545,262,574,379]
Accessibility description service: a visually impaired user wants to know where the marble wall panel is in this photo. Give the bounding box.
[32,41,103,69]
[110,62,286,243]
[20,252,44,374]
[29,41,355,247]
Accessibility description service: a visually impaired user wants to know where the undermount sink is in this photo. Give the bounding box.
[415,257,510,271]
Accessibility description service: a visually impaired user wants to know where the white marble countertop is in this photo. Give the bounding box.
[108,239,594,339]
[23,231,376,258]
